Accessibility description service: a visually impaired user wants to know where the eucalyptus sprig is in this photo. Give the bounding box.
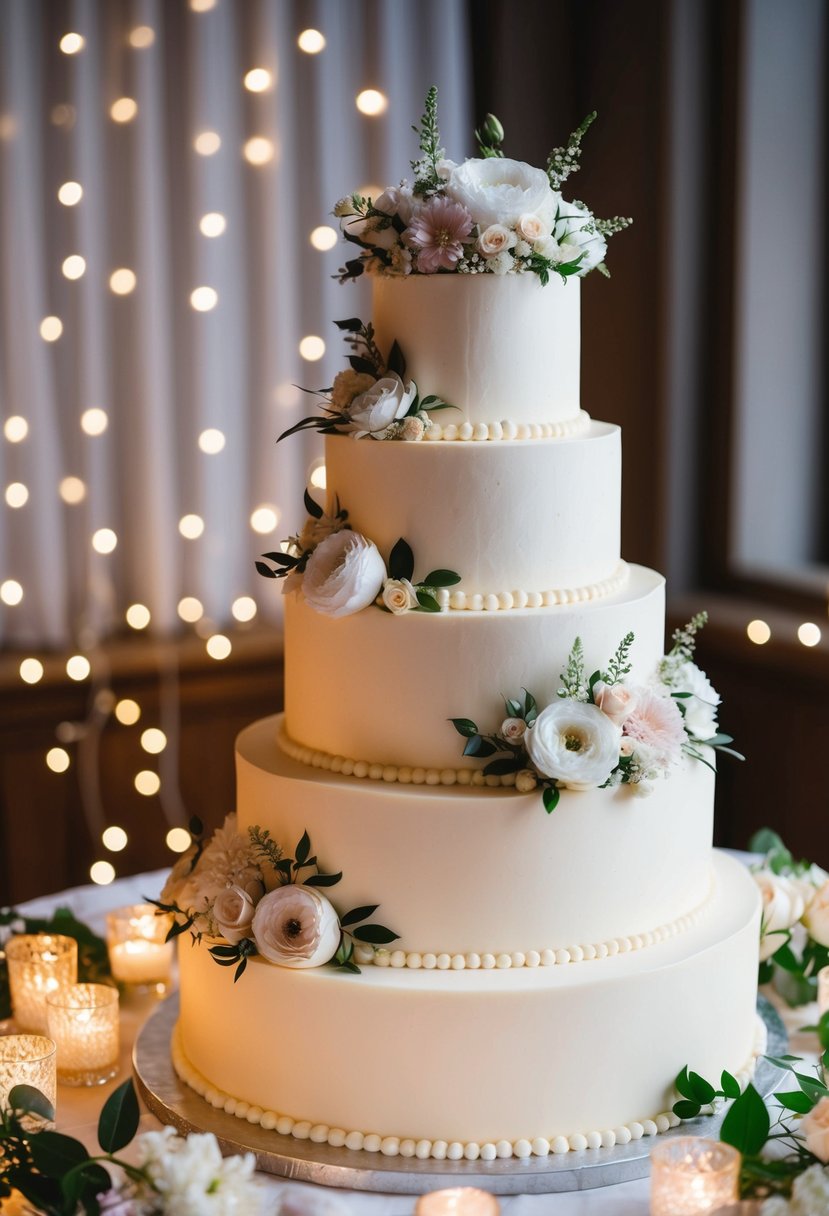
[411,85,445,194]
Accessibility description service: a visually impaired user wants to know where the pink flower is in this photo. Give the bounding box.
[405,197,473,273]
[622,690,686,769]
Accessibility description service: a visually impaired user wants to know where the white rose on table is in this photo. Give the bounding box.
[344,373,417,440]
[554,199,608,273]
[803,879,829,948]
[673,660,721,740]
[302,530,386,619]
[382,577,418,615]
[477,223,516,256]
[754,869,806,961]
[252,885,341,968]
[525,700,621,790]
[801,1098,829,1163]
[445,157,559,230]
[213,882,261,944]
[593,681,638,726]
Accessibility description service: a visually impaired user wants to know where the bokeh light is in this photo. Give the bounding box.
[746,619,771,645]
[299,335,325,361]
[194,130,221,155]
[190,286,218,312]
[1,579,23,605]
[115,699,141,726]
[90,861,115,885]
[66,655,91,681]
[206,634,231,660]
[166,827,192,852]
[141,728,167,754]
[60,32,85,55]
[244,68,272,92]
[198,428,225,453]
[20,658,44,684]
[62,255,86,280]
[40,316,63,342]
[4,416,28,442]
[109,268,137,295]
[102,826,128,852]
[231,596,257,622]
[81,408,108,436]
[60,476,87,504]
[250,504,279,533]
[179,514,205,539]
[356,89,388,116]
[177,596,204,623]
[126,603,151,630]
[47,747,70,773]
[135,770,161,796]
[92,528,118,554]
[297,29,326,54]
[199,212,226,238]
[110,97,138,123]
[798,622,821,648]
[243,136,274,165]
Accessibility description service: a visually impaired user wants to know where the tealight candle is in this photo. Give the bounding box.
[415,1189,500,1215]
[5,935,78,1033]
[818,966,829,1014]
[650,1136,740,1215]
[0,1034,57,1123]
[107,904,174,991]
[46,983,119,1087]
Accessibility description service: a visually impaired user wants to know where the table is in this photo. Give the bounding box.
[16,870,812,1216]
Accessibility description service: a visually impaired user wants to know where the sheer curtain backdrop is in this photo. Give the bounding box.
[0,0,472,649]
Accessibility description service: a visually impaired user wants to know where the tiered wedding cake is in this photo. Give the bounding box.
[166,98,761,1163]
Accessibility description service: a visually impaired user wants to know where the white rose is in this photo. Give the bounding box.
[674,661,721,740]
[302,530,386,618]
[446,158,559,230]
[801,1100,829,1164]
[213,883,260,944]
[331,368,376,412]
[477,224,516,256]
[501,717,527,743]
[593,681,638,726]
[525,700,621,790]
[382,578,418,615]
[517,213,548,242]
[804,880,829,948]
[754,870,806,960]
[344,373,417,440]
[554,199,607,273]
[252,885,341,968]
[514,769,537,793]
[374,184,417,225]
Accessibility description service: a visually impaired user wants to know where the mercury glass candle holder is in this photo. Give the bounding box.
[46,982,120,1087]
[5,934,78,1033]
[650,1137,741,1215]
[415,1189,500,1215]
[106,903,174,993]
[0,1034,57,1123]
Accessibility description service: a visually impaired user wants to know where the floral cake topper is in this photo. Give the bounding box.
[335,87,631,284]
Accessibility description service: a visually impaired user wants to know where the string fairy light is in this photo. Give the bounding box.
[91,528,117,554]
[114,699,141,726]
[110,97,138,124]
[102,827,128,852]
[62,255,86,280]
[206,634,231,660]
[356,89,388,116]
[199,212,226,238]
[746,620,771,645]
[193,130,221,155]
[297,29,326,54]
[178,514,205,539]
[198,428,225,453]
[109,269,136,295]
[798,622,821,647]
[20,659,44,685]
[90,861,115,885]
[243,136,274,165]
[299,335,325,361]
[140,728,167,755]
[125,604,151,630]
[244,68,272,93]
[81,408,108,436]
[46,748,70,773]
[135,771,161,796]
[310,225,337,251]
[58,181,83,206]
[40,316,63,342]
[128,26,155,48]
[250,505,279,533]
[59,32,85,55]
[190,286,218,311]
[166,827,191,852]
[59,477,87,505]
[1,580,23,605]
[177,597,204,623]
[5,483,29,508]
[4,416,28,442]
[231,596,257,623]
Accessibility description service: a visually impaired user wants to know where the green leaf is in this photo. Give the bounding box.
[349,355,376,376]
[504,698,522,718]
[340,905,380,928]
[672,1100,702,1120]
[720,1084,770,1156]
[415,589,441,612]
[674,1066,696,1101]
[304,872,342,887]
[98,1078,140,1154]
[422,570,461,588]
[771,942,800,972]
[29,1130,89,1177]
[255,561,278,578]
[8,1084,55,1122]
[748,828,787,856]
[233,957,248,982]
[303,487,323,519]
[542,786,560,813]
[482,757,524,777]
[386,339,406,379]
[687,1071,716,1104]
[294,830,311,867]
[462,735,497,758]
[388,538,414,582]
[791,1070,829,1101]
[352,924,400,945]
[774,1089,815,1114]
[449,718,478,737]
[720,1070,741,1099]
[334,316,363,332]
[61,1161,112,1211]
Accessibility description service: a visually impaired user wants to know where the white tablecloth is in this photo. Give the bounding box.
[16,866,806,1216]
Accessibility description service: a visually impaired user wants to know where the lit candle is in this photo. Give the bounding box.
[5,935,78,1032]
[46,983,119,1087]
[107,904,174,990]
[818,966,829,1015]
[0,1034,57,1123]
[415,1189,500,1215]
[650,1136,740,1215]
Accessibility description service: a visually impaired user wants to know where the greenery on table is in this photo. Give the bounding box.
[0,908,111,1022]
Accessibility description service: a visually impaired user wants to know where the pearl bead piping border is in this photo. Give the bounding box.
[422,410,591,443]
[171,1021,761,1161]
[431,562,629,613]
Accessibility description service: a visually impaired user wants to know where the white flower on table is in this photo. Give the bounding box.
[252,885,341,968]
[343,373,417,440]
[381,577,419,615]
[301,530,386,619]
[137,1125,265,1214]
[445,157,559,229]
[753,869,806,961]
[525,700,621,790]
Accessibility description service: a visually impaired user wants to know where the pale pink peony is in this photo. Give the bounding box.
[405,196,473,273]
[252,886,341,968]
[622,690,686,770]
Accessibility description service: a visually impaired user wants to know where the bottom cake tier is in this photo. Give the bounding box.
[175,851,760,1159]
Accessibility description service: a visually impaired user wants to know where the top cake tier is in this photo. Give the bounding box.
[372,273,580,432]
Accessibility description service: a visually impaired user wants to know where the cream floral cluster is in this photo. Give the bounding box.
[752,860,829,962]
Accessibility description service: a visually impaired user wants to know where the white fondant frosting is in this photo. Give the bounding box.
[324,424,623,600]
[372,273,580,428]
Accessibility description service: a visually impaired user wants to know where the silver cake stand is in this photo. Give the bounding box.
[133,995,786,1196]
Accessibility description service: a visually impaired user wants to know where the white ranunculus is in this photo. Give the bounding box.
[252,885,341,968]
[804,879,829,948]
[344,373,417,440]
[382,578,418,615]
[593,681,638,726]
[302,530,386,618]
[213,883,260,944]
[477,223,516,256]
[754,869,806,961]
[674,660,721,740]
[446,158,559,230]
[525,700,621,790]
[554,199,608,274]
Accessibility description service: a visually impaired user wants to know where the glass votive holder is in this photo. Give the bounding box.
[46,982,120,1087]
[0,1034,57,1124]
[5,934,78,1033]
[107,903,174,993]
[651,1137,741,1215]
[415,1189,500,1215]
[817,965,829,1015]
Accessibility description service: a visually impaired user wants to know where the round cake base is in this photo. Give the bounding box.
[133,994,784,1196]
